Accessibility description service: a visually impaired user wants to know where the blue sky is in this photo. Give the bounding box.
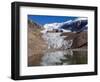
[28,15,78,25]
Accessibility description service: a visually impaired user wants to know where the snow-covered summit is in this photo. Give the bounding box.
[41,20,72,33]
[41,18,88,33]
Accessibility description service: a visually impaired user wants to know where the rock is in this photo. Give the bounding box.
[47,29,63,33]
[28,19,41,29]
[28,19,48,66]
[61,32,87,49]
[71,32,87,48]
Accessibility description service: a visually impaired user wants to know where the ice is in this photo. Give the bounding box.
[42,33,73,49]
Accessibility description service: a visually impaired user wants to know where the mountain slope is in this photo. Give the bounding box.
[61,32,87,49]
[28,19,48,66]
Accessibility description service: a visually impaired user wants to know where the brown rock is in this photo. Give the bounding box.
[71,32,87,48]
[28,20,48,66]
[61,32,87,49]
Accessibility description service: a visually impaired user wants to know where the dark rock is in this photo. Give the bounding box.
[60,19,87,32]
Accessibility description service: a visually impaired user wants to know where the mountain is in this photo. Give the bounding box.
[61,18,88,32]
[42,18,88,33]
[61,32,87,49]
[28,19,48,66]
[28,19,42,29]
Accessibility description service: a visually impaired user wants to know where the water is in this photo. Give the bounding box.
[40,50,87,66]
[28,50,87,66]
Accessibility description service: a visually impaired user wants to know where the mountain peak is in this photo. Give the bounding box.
[41,18,88,33]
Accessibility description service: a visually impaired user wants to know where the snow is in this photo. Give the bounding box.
[74,17,88,22]
[42,20,72,33]
[41,18,88,33]
[41,18,87,49]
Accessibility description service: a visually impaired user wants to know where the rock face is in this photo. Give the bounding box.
[47,29,63,33]
[61,18,87,32]
[28,19,41,29]
[71,32,87,48]
[61,32,87,49]
[28,19,48,66]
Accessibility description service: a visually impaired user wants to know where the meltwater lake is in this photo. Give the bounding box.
[28,49,87,66]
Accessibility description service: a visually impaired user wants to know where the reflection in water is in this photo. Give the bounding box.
[28,50,87,66]
[40,50,73,66]
[28,50,88,66]
[40,50,87,66]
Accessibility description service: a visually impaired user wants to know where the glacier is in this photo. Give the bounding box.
[42,33,73,49]
[41,17,87,49]
[41,20,72,33]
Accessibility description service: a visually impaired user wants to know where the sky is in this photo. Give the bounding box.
[28,15,78,25]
